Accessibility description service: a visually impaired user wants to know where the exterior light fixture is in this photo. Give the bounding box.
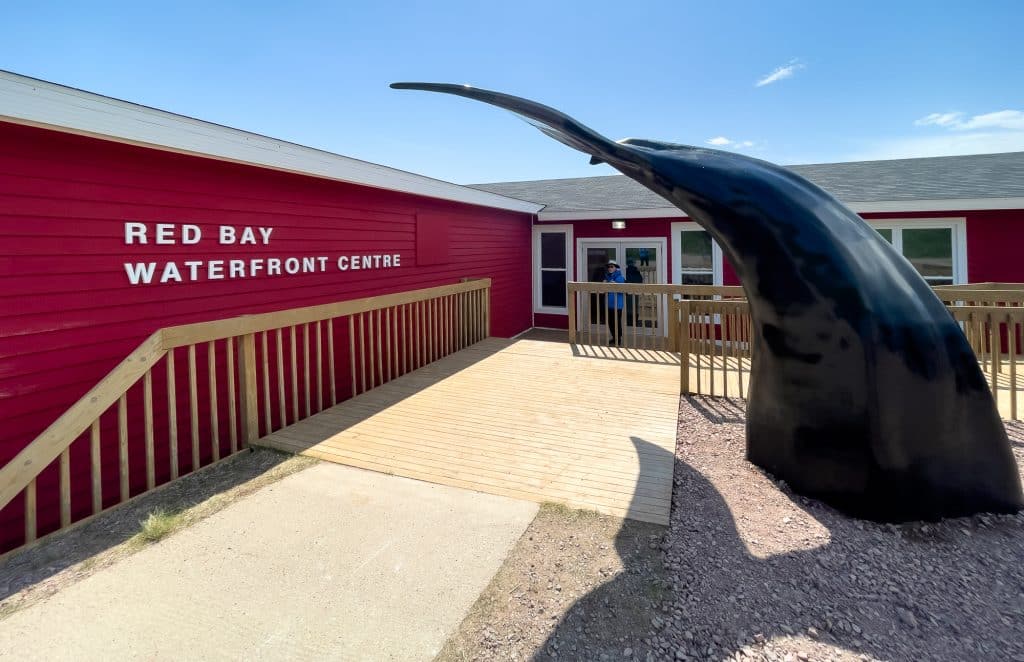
[611,220,626,230]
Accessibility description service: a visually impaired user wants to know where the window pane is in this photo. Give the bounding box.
[903,228,953,278]
[680,231,712,270]
[587,247,616,281]
[540,233,566,269]
[876,228,893,242]
[681,272,713,285]
[541,270,567,307]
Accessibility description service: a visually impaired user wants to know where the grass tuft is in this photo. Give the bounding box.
[132,509,184,545]
[539,501,602,521]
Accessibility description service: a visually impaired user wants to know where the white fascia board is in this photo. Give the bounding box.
[537,198,1024,221]
[0,71,543,215]
[539,208,686,221]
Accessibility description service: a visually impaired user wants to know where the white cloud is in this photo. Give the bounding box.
[913,109,1024,131]
[848,131,1024,161]
[914,112,964,127]
[853,108,1024,159]
[705,137,757,151]
[957,110,1024,131]
[755,59,805,87]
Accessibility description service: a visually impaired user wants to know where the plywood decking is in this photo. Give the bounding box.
[256,336,680,524]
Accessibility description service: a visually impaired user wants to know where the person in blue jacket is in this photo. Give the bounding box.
[604,260,626,345]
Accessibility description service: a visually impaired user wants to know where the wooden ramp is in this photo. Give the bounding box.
[256,336,680,524]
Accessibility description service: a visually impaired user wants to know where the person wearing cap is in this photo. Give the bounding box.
[604,260,626,345]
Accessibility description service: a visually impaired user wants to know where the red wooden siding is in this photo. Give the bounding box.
[0,121,533,551]
[541,208,1024,291]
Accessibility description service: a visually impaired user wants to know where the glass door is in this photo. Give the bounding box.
[577,239,667,343]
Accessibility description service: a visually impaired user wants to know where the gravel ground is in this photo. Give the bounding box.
[440,398,1024,662]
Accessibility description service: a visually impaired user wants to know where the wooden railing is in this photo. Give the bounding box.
[0,279,491,554]
[566,283,744,350]
[670,295,1023,421]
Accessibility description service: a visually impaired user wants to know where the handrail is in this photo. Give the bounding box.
[162,279,492,348]
[0,334,165,512]
[568,282,745,297]
[935,290,1024,304]
[0,278,492,518]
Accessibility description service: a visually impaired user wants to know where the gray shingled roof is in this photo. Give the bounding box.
[470,151,1024,212]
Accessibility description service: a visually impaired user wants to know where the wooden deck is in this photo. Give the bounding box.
[256,335,681,524]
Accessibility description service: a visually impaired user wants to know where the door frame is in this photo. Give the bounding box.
[575,237,669,336]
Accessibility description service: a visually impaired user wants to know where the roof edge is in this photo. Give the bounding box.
[537,197,1024,220]
[0,70,543,215]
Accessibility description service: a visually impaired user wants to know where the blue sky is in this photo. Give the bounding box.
[4,1,1023,184]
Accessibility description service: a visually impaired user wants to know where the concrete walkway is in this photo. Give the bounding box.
[0,463,538,661]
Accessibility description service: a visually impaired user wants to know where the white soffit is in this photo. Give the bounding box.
[0,71,543,215]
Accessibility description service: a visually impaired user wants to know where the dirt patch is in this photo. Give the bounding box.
[439,398,1024,661]
[0,448,316,619]
[437,503,667,661]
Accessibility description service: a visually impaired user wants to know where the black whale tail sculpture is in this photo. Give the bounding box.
[391,82,1023,522]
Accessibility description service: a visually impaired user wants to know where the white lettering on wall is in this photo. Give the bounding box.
[121,222,402,285]
[124,262,156,284]
[125,222,147,245]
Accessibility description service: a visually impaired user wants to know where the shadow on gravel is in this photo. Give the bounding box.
[536,401,1024,661]
[0,448,301,604]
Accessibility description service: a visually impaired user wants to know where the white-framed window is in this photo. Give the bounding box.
[533,224,573,314]
[671,222,723,286]
[869,218,967,285]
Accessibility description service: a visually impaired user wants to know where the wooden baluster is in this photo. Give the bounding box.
[427,299,434,363]
[376,309,384,383]
[1009,314,1018,420]
[290,325,299,422]
[696,302,705,394]
[315,321,324,411]
[303,323,311,417]
[400,305,408,374]
[484,287,490,338]
[367,311,376,388]
[721,309,729,399]
[188,344,199,471]
[435,298,442,358]
[446,296,453,355]
[679,300,691,395]
[91,419,102,513]
[167,348,178,480]
[358,314,367,394]
[237,333,259,446]
[261,332,272,432]
[420,301,426,367]
[227,337,238,450]
[119,393,129,500]
[348,317,357,397]
[989,313,998,398]
[393,307,400,376]
[384,308,392,382]
[207,341,220,462]
[60,446,71,528]
[25,478,36,543]
[328,318,337,406]
[144,368,156,488]
[276,328,286,425]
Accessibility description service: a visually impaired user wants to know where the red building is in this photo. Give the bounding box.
[0,72,539,549]
[2,70,1024,550]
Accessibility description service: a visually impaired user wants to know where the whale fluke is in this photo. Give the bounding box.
[392,82,1023,522]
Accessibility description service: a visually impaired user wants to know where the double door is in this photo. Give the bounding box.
[577,239,667,339]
